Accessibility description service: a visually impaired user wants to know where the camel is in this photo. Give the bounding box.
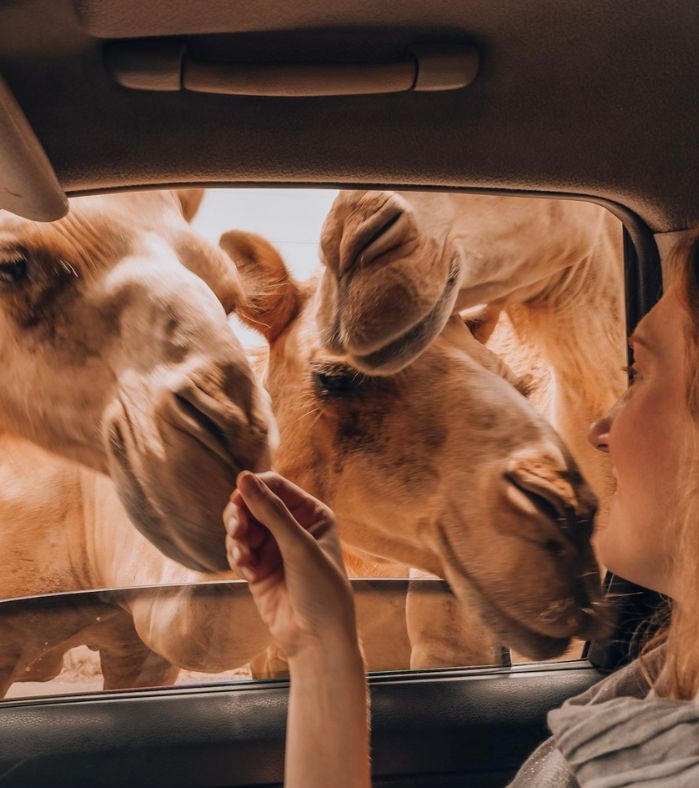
[310,190,626,666]
[220,225,609,670]
[0,190,279,695]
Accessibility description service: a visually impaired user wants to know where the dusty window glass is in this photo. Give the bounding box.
[0,188,624,700]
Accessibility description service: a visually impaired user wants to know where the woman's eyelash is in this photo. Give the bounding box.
[621,364,639,384]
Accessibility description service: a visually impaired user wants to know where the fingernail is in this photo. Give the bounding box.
[229,544,241,564]
[242,471,263,490]
[225,513,239,535]
[239,566,255,582]
[223,501,237,525]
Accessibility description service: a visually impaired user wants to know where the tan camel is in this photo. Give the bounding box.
[220,228,609,668]
[0,190,278,695]
[312,191,625,666]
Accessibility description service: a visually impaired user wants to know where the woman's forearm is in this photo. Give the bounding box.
[285,639,371,788]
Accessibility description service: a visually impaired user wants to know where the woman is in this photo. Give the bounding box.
[223,234,699,787]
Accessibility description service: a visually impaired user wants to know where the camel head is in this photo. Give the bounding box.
[0,190,273,573]
[221,230,609,660]
[316,190,459,374]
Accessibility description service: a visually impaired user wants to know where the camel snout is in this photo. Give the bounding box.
[103,359,272,574]
[532,596,611,641]
[316,190,458,371]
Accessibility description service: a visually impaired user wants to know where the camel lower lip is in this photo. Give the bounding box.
[436,522,605,660]
[351,254,461,372]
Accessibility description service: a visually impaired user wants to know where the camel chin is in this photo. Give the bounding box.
[107,447,247,574]
[471,591,595,662]
[443,552,612,662]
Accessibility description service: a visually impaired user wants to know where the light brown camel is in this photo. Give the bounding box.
[0,190,278,695]
[220,227,609,669]
[310,190,626,667]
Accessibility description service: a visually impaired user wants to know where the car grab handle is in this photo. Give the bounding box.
[107,41,479,97]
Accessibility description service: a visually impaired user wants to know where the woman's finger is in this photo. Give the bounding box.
[223,498,246,538]
[253,471,318,509]
[236,471,316,560]
[248,527,284,583]
[253,471,332,527]
[240,506,269,551]
[226,534,255,566]
[227,528,282,586]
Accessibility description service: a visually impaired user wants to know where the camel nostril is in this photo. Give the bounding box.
[175,392,218,430]
[108,420,125,454]
[342,202,408,276]
[504,471,565,524]
[577,515,595,541]
[354,211,403,264]
[173,390,233,466]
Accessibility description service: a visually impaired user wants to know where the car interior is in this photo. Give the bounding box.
[0,1,697,786]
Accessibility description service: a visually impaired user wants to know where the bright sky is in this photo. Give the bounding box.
[192,188,339,348]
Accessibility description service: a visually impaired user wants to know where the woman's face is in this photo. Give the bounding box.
[589,285,689,598]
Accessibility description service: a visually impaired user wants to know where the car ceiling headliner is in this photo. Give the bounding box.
[0,0,697,232]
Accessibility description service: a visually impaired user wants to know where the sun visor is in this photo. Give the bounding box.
[0,76,68,221]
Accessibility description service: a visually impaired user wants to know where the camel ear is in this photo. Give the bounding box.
[219,230,301,341]
[174,189,205,222]
[459,304,501,345]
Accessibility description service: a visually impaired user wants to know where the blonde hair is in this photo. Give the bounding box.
[643,232,699,699]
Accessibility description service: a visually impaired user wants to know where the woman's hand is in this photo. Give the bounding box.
[223,470,359,659]
[224,471,371,788]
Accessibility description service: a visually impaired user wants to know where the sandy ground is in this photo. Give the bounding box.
[3,642,585,701]
[5,646,253,700]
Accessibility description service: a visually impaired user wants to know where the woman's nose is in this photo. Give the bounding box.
[587,414,611,453]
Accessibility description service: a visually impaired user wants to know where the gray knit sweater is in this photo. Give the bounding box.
[508,650,699,787]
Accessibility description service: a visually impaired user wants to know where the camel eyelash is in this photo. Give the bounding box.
[0,252,29,285]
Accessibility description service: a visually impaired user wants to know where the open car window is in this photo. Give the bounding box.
[1,187,629,702]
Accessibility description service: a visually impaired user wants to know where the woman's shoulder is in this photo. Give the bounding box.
[509,647,699,787]
[559,648,660,710]
[506,659,651,788]
[545,648,699,787]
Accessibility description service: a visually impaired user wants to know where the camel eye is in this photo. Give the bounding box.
[312,364,364,398]
[0,253,29,285]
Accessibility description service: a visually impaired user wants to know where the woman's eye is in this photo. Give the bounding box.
[0,254,29,285]
[622,364,640,385]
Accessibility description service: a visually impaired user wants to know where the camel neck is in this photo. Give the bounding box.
[0,432,90,596]
[507,235,627,410]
